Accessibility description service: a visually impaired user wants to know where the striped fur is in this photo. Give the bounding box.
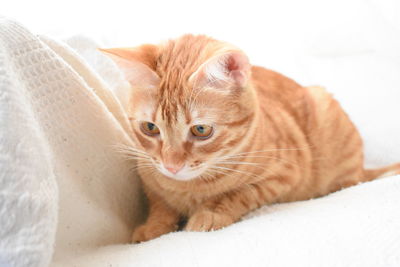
[101,35,400,243]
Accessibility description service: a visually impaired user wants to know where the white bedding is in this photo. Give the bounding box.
[0,18,142,267]
[0,16,399,267]
[54,176,400,267]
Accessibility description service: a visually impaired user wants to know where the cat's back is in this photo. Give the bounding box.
[250,66,312,133]
[250,66,364,199]
[251,66,302,94]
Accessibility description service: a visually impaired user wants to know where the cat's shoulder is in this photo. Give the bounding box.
[250,65,303,98]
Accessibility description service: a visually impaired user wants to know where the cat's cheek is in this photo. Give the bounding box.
[185,209,234,232]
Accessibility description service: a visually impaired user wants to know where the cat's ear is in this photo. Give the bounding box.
[99,45,160,89]
[190,50,251,92]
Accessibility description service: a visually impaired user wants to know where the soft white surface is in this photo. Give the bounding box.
[0,18,143,267]
[55,176,400,267]
[1,0,400,265]
[0,20,57,267]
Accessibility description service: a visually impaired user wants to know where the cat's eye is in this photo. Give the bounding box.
[140,122,160,136]
[191,125,213,139]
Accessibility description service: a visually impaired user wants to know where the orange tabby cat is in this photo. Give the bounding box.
[101,35,400,243]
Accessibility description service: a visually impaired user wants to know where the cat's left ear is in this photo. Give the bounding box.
[99,45,160,89]
[190,50,251,91]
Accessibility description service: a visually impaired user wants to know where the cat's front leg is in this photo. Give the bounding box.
[132,190,180,243]
[185,177,292,231]
[185,208,235,231]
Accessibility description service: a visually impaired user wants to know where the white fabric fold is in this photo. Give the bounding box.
[0,18,143,267]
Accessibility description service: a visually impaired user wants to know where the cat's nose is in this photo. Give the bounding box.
[164,163,184,174]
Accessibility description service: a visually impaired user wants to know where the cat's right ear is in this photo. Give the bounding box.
[99,45,160,89]
[189,50,251,94]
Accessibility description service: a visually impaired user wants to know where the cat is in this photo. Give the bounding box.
[100,34,400,243]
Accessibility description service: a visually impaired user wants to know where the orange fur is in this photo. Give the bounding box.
[101,35,400,243]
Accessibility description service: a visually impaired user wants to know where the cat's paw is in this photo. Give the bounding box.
[132,223,176,243]
[185,209,234,232]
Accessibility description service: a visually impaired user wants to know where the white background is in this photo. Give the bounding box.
[3,0,400,166]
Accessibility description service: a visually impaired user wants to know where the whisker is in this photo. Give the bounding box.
[216,156,305,170]
[205,167,268,203]
[112,144,151,157]
[197,168,240,194]
[209,165,263,181]
[118,154,153,163]
[129,164,155,173]
[198,171,217,182]
[215,160,261,166]
[112,144,154,166]
[217,147,310,159]
[122,153,151,160]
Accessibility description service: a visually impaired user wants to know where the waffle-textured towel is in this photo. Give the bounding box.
[0,18,143,267]
[1,17,400,267]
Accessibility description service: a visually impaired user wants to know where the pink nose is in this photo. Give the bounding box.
[165,164,184,174]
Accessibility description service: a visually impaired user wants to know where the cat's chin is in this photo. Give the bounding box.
[157,166,206,181]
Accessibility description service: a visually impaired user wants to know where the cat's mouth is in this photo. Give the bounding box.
[156,164,207,181]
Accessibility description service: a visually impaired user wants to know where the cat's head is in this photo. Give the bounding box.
[101,35,256,181]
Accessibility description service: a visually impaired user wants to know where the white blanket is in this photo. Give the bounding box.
[0,18,142,267]
[0,17,399,267]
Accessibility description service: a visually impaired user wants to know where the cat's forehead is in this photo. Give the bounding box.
[155,104,209,126]
[134,96,217,126]
[154,36,218,122]
[156,75,197,123]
